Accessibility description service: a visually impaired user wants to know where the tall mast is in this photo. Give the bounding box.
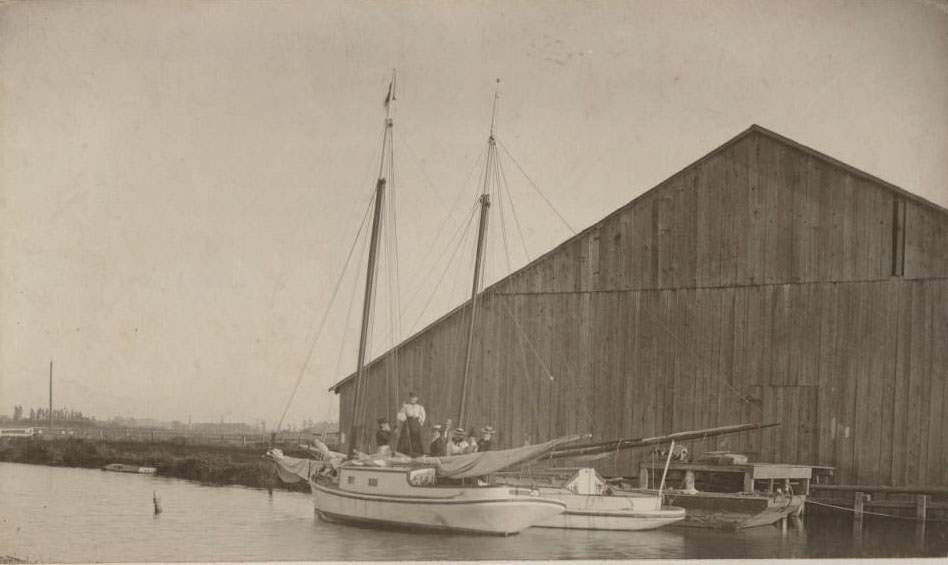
[347,71,395,456]
[457,80,499,429]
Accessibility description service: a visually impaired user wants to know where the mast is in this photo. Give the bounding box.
[457,80,499,429]
[347,72,395,457]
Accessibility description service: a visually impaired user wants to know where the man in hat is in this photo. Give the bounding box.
[478,426,495,452]
[375,418,391,452]
[395,392,426,457]
[428,424,445,456]
[462,429,479,454]
[447,427,467,455]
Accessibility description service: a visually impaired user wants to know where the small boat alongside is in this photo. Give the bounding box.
[632,456,812,529]
[102,463,157,474]
[528,468,685,531]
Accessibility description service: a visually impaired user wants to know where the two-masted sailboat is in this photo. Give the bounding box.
[267,75,572,535]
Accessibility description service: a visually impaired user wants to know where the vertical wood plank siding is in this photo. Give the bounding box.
[334,126,948,488]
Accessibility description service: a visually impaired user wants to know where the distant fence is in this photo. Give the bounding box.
[66,428,341,449]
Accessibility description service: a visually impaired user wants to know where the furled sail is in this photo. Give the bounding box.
[267,449,321,483]
[268,435,584,483]
[416,435,584,479]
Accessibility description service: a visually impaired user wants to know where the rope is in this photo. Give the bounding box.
[397,129,450,213]
[496,153,531,263]
[499,295,556,383]
[493,146,513,276]
[333,228,369,381]
[402,200,479,329]
[511,299,543,442]
[410,203,480,333]
[805,498,948,523]
[497,139,575,235]
[640,300,762,413]
[275,193,375,431]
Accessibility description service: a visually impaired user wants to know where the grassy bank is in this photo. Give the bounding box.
[0,437,311,492]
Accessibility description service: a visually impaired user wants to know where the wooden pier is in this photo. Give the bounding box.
[808,484,948,522]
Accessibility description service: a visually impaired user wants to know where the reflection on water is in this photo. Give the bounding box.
[0,462,944,562]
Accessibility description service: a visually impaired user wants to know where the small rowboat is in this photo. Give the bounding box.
[102,463,157,474]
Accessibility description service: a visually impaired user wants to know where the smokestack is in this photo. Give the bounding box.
[49,360,53,431]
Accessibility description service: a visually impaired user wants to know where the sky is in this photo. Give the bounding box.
[1,0,946,428]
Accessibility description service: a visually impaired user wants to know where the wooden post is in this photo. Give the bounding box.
[743,472,754,494]
[915,495,927,548]
[853,491,866,538]
[915,494,928,521]
[658,440,675,498]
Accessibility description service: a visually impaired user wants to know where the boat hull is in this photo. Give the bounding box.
[626,490,804,530]
[311,480,566,535]
[102,464,157,474]
[533,490,686,530]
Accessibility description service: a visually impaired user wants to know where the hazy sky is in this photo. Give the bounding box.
[2,0,946,427]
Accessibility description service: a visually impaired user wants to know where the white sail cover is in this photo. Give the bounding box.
[268,435,582,483]
[267,449,324,483]
[415,435,583,479]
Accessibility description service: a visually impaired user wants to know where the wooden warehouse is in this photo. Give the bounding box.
[330,124,948,488]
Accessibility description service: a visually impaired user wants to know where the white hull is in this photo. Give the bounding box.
[533,490,686,531]
[312,482,566,535]
[310,466,566,535]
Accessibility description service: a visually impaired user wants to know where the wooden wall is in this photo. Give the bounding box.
[336,126,948,487]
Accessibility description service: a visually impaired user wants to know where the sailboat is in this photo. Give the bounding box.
[267,75,571,535]
[496,423,778,530]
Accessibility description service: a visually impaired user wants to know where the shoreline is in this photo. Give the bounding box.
[0,437,312,492]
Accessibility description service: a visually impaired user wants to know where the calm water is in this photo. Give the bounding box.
[1,461,945,562]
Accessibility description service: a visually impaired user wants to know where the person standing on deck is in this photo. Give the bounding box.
[448,427,467,455]
[428,424,445,456]
[396,392,426,457]
[462,429,479,454]
[478,426,495,452]
[374,418,391,453]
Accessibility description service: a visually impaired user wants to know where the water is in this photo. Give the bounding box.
[1,462,945,562]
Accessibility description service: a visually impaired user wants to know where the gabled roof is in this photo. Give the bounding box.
[329,124,948,393]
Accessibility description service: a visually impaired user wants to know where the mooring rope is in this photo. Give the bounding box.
[805,498,948,523]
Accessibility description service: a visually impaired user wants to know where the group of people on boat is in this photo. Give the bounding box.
[374,392,496,458]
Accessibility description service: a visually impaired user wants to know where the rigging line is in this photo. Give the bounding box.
[498,294,557,383]
[804,498,948,523]
[512,305,543,443]
[400,199,480,328]
[399,148,487,317]
[497,139,575,235]
[397,130,449,213]
[448,212,479,313]
[639,299,760,412]
[496,151,532,263]
[409,203,480,334]
[276,193,375,431]
[492,146,514,276]
[386,142,402,420]
[333,203,375,385]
